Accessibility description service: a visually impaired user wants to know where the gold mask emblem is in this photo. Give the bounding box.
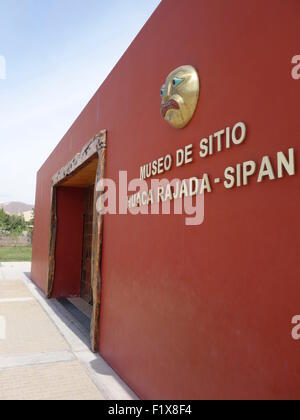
[160,65,200,129]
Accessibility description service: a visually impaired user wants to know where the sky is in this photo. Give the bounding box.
[0,0,161,204]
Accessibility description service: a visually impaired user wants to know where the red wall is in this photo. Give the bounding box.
[32,0,300,399]
[52,187,85,298]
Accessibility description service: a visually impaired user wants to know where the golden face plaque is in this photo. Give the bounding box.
[160,65,200,129]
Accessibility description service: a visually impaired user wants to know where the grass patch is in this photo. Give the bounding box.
[0,246,32,262]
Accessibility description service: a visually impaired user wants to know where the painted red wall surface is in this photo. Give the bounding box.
[51,187,85,298]
[32,0,300,399]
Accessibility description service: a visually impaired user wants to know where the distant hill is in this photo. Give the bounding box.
[0,202,34,216]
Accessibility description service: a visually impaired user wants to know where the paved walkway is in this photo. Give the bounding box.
[0,262,137,401]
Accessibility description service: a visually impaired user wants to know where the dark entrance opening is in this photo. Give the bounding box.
[59,186,96,331]
[52,160,98,328]
[55,186,95,334]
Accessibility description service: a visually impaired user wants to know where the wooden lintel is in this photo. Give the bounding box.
[52,130,107,187]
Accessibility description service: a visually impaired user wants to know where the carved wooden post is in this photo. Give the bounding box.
[90,134,107,352]
[47,186,57,298]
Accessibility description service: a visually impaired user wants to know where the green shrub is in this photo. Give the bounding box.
[0,209,27,235]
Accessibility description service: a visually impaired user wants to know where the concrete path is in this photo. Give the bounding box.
[0,262,138,401]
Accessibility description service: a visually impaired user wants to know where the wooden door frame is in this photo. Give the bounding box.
[46,130,107,352]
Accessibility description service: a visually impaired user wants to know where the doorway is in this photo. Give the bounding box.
[46,130,106,352]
